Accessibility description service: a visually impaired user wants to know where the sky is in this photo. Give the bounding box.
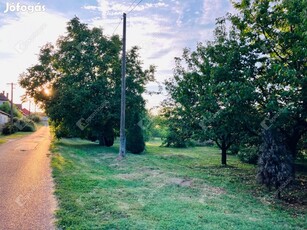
[0,0,235,112]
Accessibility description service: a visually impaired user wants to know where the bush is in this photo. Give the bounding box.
[127,112,145,154]
[14,118,36,132]
[28,114,41,123]
[2,122,18,135]
[238,146,259,164]
[229,144,240,155]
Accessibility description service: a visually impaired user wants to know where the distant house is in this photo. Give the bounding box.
[0,91,9,105]
[21,108,31,116]
[0,110,10,130]
[0,90,31,117]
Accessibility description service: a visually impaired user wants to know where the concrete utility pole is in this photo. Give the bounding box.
[7,83,16,127]
[119,13,127,158]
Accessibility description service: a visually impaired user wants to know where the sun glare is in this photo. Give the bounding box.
[44,88,51,95]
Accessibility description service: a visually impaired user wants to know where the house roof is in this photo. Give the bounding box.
[0,93,9,102]
[0,110,10,117]
[21,108,30,116]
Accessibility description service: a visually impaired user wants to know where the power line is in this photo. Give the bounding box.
[112,0,147,35]
[127,0,146,15]
[126,0,138,13]
[112,17,123,35]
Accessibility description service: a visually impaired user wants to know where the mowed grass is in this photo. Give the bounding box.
[51,138,306,230]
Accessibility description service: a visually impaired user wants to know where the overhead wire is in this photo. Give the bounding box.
[126,0,139,13]
[112,17,123,35]
[127,0,146,15]
[112,0,147,35]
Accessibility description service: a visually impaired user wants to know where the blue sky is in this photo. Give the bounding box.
[0,0,235,110]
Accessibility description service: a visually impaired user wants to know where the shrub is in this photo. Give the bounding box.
[2,122,18,135]
[28,114,41,123]
[14,118,36,132]
[161,127,191,148]
[229,144,240,155]
[238,146,259,164]
[127,112,145,154]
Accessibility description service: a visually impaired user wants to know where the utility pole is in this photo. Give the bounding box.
[7,83,16,127]
[119,13,127,158]
[29,100,31,115]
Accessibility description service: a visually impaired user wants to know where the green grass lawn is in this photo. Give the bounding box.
[51,138,306,230]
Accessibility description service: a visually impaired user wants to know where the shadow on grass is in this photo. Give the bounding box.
[55,138,119,156]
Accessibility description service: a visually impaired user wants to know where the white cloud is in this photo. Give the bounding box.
[201,0,230,25]
[0,11,68,105]
[0,0,236,110]
[97,0,109,19]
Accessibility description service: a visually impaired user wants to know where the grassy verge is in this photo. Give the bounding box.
[0,131,33,145]
[0,121,45,145]
[51,138,306,230]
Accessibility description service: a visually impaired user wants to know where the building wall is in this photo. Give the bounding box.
[0,113,9,127]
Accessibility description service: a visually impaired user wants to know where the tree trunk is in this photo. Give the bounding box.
[99,137,106,146]
[286,135,300,159]
[221,146,227,165]
[216,139,228,165]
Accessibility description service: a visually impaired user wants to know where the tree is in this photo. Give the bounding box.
[161,105,193,148]
[19,17,155,146]
[164,19,260,164]
[232,0,307,159]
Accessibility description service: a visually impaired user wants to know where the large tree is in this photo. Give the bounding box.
[19,17,155,146]
[232,0,307,158]
[164,20,260,164]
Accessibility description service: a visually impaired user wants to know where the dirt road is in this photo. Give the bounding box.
[0,126,56,230]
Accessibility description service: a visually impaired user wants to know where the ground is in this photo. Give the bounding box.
[0,127,56,230]
[52,138,307,230]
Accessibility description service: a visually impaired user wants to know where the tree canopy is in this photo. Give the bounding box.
[19,17,155,146]
[164,0,306,170]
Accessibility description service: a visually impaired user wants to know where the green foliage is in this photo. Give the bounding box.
[297,133,307,160]
[163,0,306,168]
[161,106,192,148]
[28,114,41,123]
[126,112,145,154]
[19,17,155,146]
[0,102,22,118]
[150,115,168,138]
[51,121,71,139]
[237,146,259,164]
[14,117,36,132]
[141,113,167,141]
[232,0,307,158]
[1,117,36,135]
[229,144,240,155]
[164,20,260,162]
[1,122,18,135]
[89,120,115,147]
